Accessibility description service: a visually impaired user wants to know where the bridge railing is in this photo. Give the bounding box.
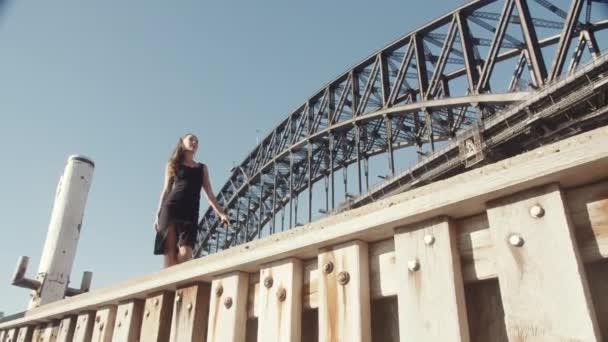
[1,125,608,341]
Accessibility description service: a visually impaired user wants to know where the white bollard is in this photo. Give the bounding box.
[28,155,95,309]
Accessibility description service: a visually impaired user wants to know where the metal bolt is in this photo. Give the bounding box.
[215,285,224,297]
[118,322,122,328]
[322,262,334,274]
[530,205,545,218]
[154,298,159,306]
[224,296,233,309]
[175,293,182,303]
[145,310,150,318]
[424,234,435,245]
[276,288,287,302]
[337,271,350,285]
[99,323,104,331]
[187,303,193,311]
[96,316,101,323]
[407,259,420,272]
[263,276,274,288]
[124,310,129,317]
[509,234,524,247]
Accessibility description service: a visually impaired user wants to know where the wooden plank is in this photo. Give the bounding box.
[139,291,174,342]
[465,280,508,342]
[31,325,44,342]
[207,272,249,342]
[0,330,5,342]
[15,326,33,342]
[2,125,607,331]
[90,306,116,342]
[111,300,144,342]
[394,217,470,342]
[318,240,371,342]
[486,184,601,341]
[257,259,303,342]
[169,283,211,342]
[73,312,94,342]
[56,316,76,342]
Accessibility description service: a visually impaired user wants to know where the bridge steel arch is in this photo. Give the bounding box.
[195,0,608,256]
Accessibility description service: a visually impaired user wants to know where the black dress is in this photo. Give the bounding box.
[154,163,204,255]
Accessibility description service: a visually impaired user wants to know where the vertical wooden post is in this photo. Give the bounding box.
[318,240,371,342]
[15,326,33,342]
[32,325,44,342]
[56,316,76,342]
[0,330,5,342]
[394,217,470,342]
[487,184,601,341]
[72,312,94,342]
[207,272,249,342]
[4,328,17,342]
[112,300,144,342]
[169,283,211,342]
[91,306,117,342]
[139,291,174,342]
[39,322,60,342]
[257,258,303,342]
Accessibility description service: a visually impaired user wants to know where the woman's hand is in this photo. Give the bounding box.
[218,212,231,226]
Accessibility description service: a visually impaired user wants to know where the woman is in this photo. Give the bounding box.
[154,133,230,268]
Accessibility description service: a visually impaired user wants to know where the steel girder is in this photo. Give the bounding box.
[195,0,608,256]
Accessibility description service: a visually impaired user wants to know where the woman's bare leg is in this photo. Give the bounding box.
[177,245,193,264]
[163,225,178,268]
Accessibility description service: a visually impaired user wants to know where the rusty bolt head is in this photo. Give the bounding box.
[337,271,350,285]
[118,322,122,328]
[187,303,193,311]
[322,262,334,274]
[99,323,104,331]
[215,285,224,297]
[95,316,101,323]
[154,298,159,306]
[145,310,150,318]
[175,293,182,303]
[224,296,233,309]
[263,276,274,288]
[276,288,287,302]
[509,234,524,247]
[530,205,545,218]
[424,234,435,246]
[124,310,129,317]
[407,259,420,272]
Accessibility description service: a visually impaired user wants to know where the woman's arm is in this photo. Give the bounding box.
[201,164,230,225]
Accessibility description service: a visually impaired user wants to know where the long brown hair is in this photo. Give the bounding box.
[168,133,195,176]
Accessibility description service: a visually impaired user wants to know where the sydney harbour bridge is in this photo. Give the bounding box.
[194,0,608,257]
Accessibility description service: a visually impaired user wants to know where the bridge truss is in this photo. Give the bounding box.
[195,0,608,257]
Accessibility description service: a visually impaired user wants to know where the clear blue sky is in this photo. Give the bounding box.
[0,0,480,314]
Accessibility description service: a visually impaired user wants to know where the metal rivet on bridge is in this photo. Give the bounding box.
[224,296,233,309]
[95,316,101,323]
[509,234,524,247]
[187,303,193,311]
[263,276,274,288]
[337,271,350,285]
[175,293,182,303]
[99,323,104,331]
[424,234,435,245]
[124,309,129,317]
[154,298,159,306]
[322,262,334,274]
[215,285,224,297]
[118,322,122,328]
[530,205,545,218]
[407,259,420,272]
[145,310,150,318]
[276,288,287,302]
